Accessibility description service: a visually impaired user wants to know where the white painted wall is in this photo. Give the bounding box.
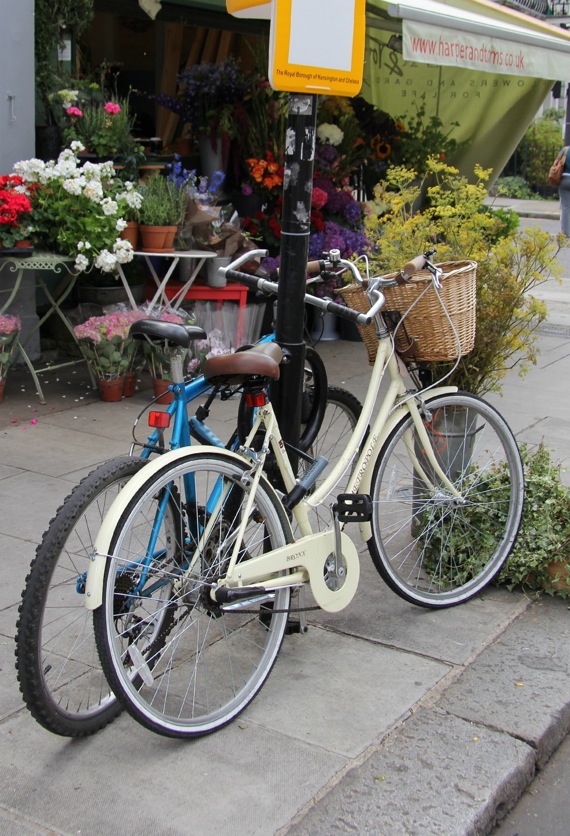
[0,0,35,171]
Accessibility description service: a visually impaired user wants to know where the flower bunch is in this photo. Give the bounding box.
[0,175,33,247]
[157,56,248,143]
[166,156,225,205]
[312,176,362,227]
[242,151,284,197]
[73,309,146,380]
[242,196,283,253]
[308,221,369,262]
[14,144,136,273]
[0,314,21,380]
[316,123,344,147]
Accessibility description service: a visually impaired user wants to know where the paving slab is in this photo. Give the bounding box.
[283,708,535,836]
[439,596,570,769]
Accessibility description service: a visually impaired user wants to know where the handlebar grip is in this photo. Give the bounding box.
[306,260,322,276]
[402,255,427,278]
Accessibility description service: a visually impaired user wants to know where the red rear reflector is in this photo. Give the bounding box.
[149,411,171,429]
[246,392,266,407]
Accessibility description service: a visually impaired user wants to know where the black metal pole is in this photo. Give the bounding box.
[271,93,318,468]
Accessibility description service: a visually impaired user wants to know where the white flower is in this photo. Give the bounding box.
[14,158,46,181]
[116,217,127,232]
[317,123,344,146]
[57,89,79,107]
[83,181,104,202]
[70,140,85,153]
[62,178,83,196]
[94,250,118,273]
[74,253,89,272]
[113,238,134,263]
[101,197,118,216]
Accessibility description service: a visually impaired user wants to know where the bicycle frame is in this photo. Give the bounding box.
[85,328,457,614]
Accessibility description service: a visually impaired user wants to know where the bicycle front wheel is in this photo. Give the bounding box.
[16,456,148,737]
[368,393,523,608]
[94,450,292,738]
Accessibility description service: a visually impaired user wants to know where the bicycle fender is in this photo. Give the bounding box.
[355,385,457,541]
[84,445,249,611]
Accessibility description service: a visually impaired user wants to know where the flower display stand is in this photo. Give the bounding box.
[0,252,96,403]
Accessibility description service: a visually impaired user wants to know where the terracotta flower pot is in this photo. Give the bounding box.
[97,376,125,402]
[0,378,5,403]
[123,370,137,397]
[152,377,174,404]
[15,240,32,248]
[139,225,176,253]
[120,221,139,249]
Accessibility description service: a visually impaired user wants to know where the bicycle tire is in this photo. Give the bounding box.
[236,345,328,452]
[368,392,524,608]
[94,449,293,738]
[15,456,148,737]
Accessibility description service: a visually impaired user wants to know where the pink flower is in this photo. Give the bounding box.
[311,187,328,210]
[66,107,83,118]
[104,102,122,115]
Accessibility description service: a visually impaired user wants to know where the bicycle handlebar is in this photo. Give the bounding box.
[220,247,441,327]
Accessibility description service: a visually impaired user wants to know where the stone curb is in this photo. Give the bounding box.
[282,596,570,835]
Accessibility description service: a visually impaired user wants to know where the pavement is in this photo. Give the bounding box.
[1,199,569,835]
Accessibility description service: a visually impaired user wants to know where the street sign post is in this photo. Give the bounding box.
[228,0,365,464]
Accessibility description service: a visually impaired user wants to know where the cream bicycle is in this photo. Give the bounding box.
[86,248,524,738]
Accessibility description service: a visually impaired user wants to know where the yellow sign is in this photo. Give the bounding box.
[268,0,366,96]
[226,0,271,18]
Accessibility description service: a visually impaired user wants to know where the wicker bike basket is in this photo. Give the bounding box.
[338,260,477,365]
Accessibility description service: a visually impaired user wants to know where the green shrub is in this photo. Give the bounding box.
[494,176,538,200]
[520,114,564,186]
[498,444,570,597]
[364,158,565,395]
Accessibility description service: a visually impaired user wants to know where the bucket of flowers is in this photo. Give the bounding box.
[73,309,146,401]
[0,176,34,252]
[0,314,21,402]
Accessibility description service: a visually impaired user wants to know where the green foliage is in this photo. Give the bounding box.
[34,0,94,113]
[392,104,461,175]
[419,443,570,597]
[520,113,564,185]
[364,158,566,396]
[494,176,539,200]
[77,335,136,380]
[496,444,570,596]
[138,173,186,227]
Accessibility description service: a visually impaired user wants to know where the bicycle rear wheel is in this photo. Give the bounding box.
[368,393,524,608]
[15,456,147,736]
[94,450,292,738]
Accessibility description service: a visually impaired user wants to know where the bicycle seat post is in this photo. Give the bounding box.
[169,349,185,387]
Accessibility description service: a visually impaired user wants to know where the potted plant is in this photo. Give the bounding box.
[73,309,146,401]
[137,172,187,252]
[55,91,145,181]
[13,144,135,275]
[0,315,21,402]
[0,176,33,250]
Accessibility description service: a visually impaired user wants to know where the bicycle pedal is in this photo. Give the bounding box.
[334,493,373,522]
